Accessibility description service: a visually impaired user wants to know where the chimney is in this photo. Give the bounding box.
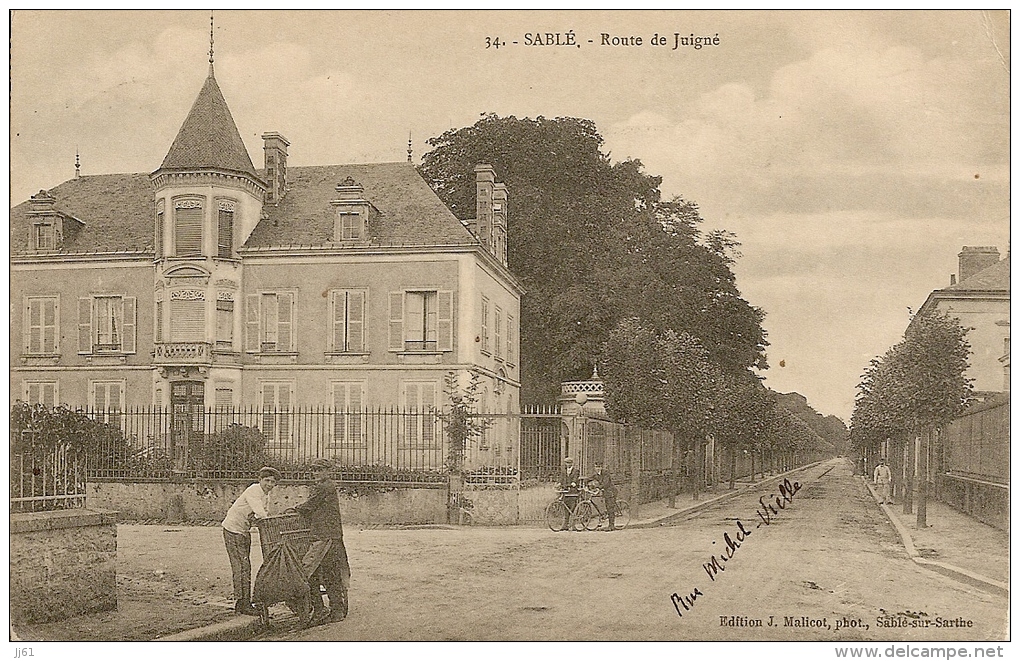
[262,132,290,204]
[475,164,495,249]
[958,246,1000,283]
[492,182,508,266]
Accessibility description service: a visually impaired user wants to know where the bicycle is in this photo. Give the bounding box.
[575,487,631,531]
[545,489,586,532]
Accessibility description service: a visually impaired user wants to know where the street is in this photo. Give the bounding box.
[276,458,1007,641]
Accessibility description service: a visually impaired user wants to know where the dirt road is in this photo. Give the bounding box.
[280,459,1007,641]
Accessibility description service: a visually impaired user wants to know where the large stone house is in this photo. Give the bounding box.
[10,62,522,467]
[915,246,1010,396]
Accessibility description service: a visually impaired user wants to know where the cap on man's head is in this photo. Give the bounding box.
[259,466,282,480]
[310,458,333,472]
[564,457,574,463]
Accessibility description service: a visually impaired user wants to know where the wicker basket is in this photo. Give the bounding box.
[254,513,312,555]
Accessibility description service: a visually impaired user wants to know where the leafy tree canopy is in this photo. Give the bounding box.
[421,114,767,403]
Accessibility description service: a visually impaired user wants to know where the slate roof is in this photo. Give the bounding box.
[10,164,476,254]
[9,174,155,253]
[247,162,476,248]
[157,74,259,178]
[943,256,1010,292]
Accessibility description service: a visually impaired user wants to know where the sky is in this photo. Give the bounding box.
[9,10,1010,421]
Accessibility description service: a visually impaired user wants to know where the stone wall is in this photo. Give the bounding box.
[87,481,447,525]
[10,509,118,624]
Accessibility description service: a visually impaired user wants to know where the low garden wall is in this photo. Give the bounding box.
[87,481,448,526]
[10,509,118,624]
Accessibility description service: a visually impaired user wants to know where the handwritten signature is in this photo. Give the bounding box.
[671,477,802,619]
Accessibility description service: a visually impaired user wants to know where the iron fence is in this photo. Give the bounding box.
[72,406,520,483]
[11,433,86,513]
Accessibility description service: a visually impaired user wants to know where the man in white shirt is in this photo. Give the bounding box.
[222,466,280,615]
[873,459,892,505]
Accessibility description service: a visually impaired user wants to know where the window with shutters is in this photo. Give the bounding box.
[216,299,234,348]
[24,380,58,408]
[217,201,235,258]
[400,381,438,449]
[388,290,453,353]
[246,292,296,353]
[155,200,164,258]
[24,296,59,355]
[329,289,367,353]
[78,295,136,354]
[480,297,490,355]
[169,292,206,343]
[507,314,515,366]
[174,199,204,257]
[494,306,503,361]
[34,222,56,250]
[260,382,293,446]
[330,382,366,449]
[90,380,124,426]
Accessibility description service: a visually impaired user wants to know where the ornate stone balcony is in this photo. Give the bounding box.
[152,342,212,365]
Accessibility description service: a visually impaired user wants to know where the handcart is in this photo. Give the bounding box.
[252,513,313,627]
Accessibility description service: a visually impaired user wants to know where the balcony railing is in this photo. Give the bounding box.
[152,342,212,364]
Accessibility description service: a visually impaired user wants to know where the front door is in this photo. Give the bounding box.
[171,381,205,472]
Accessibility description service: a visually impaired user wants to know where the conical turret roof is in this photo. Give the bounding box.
[158,73,258,178]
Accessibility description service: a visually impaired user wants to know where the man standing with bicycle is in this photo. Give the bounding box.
[558,457,581,530]
[587,461,616,531]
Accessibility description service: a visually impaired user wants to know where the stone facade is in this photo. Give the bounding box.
[10,509,118,624]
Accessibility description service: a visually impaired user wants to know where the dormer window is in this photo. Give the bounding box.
[34,223,56,250]
[337,210,364,241]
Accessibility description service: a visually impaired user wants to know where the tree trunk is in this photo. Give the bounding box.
[902,434,914,515]
[667,432,677,509]
[916,427,929,529]
[728,446,736,490]
[693,440,702,501]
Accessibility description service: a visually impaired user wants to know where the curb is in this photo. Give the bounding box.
[861,477,1008,598]
[629,459,827,529]
[154,614,263,642]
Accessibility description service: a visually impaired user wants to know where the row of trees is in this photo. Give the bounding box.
[849,309,972,527]
[600,319,836,501]
[422,114,834,491]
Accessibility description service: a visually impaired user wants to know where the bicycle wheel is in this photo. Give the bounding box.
[613,500,631,530]
[571,501,594,531]
[546,501,569,532]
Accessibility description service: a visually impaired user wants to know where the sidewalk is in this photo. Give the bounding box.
[862,478,1009,596]
[9,463,819,642]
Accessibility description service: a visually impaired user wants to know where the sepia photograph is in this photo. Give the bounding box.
[7,9,1010,656]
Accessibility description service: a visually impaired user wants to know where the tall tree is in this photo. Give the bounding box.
[421,114,767,403]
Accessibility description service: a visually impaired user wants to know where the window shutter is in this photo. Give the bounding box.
[333,383,347,442]
[494,308,502,359]
[348,291,365,352]
[349,384,364,444]
[277,292,294,351]
[175,207,203,256]
[122,297,136,353]
[422,382,437,445]
[481,298,489,353]
[218,209,234,258]
[507,315,514,364]
[245,294,259,352]
[332,292,346,351]
[437,291,453,351]
[155,209,163,258]
[389,292,404,350]
[26,300,39,353]
[169,299,204,342]
[47,299,58,353]
[78,297,92,353]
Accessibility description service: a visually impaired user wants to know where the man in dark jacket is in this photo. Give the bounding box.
[558,457,581,530]
[292,458,351,626]
[587,461,617,531]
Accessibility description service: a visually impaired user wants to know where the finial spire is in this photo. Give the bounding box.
[407,131,413,163]
[74,148,81,179]
[208,11,215,75]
